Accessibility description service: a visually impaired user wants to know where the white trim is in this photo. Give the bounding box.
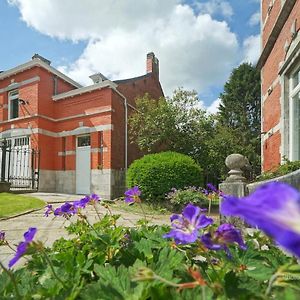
[0,76,40,93]
[0,107,113,125]
[0,59,81,88]
[52,80,118,101]
[262,76,280,102]
[91,147,108,153]
[262,123,281,143]
[0,124,113,139]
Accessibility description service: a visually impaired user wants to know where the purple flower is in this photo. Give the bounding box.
[207,183,218,193]
[73,196,90,209]
[221,182,300,258]
[163,204,214,244]
[44,204,54,217]
[0,230,5,245]
[9,227,37,268]
[125,186,141,204]
[201,224,246,257]
[90,194,100,203]
[54,202,77,217]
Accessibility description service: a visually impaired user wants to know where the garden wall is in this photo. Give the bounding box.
[247,169,300,194]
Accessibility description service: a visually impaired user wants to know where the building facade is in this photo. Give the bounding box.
[259,0,300,171]
[0,53,163,198]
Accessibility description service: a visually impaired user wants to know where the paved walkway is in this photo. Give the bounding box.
[0,193,170,268]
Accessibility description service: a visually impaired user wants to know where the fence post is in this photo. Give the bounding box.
[1,139,7,182]
[219,153,248,227]
[31,150,35,189]
[0,139,10,192]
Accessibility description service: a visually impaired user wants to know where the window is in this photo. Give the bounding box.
[77,135,90,147]
[8,90,19,119]
[290,65,300,160]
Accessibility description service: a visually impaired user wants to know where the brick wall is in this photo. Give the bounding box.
[261,0,300,171]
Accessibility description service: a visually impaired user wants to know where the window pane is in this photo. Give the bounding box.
[292,92,300,160]
[10,99,19,119]
[292,67,300,89]
[77,135,90,147]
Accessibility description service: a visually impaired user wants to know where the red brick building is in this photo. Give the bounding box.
[258,0,300,171]
[0,53,163,198]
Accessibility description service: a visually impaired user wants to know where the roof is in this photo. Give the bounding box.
[52,80,118,101]
[113,73,152,84]
[0,58,82,88]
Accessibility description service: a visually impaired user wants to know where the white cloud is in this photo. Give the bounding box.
[196,0,234,18]
[8,0,240,97]
[249,11,260,27]
[207,98,221,114]
[243,34,260,64]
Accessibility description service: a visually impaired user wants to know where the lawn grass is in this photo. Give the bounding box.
[0,193,45,218]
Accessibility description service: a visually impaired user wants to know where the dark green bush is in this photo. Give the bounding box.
[126,151,203,202]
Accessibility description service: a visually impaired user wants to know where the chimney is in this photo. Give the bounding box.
[89,73,108,84]
[146,52,159,78]
[32,54,51,65]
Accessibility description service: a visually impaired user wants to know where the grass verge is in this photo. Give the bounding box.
[110,199,168,215]
[0,193,45,219]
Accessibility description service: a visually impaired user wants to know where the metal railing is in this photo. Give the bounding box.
[0,139,40,191]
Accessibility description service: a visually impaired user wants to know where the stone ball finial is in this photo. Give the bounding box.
[225,154,248,182]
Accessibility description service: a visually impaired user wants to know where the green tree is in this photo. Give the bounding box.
[129,89,214,175]
[217,63,261,176]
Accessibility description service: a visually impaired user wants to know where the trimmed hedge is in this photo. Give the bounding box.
[126,151,203,201]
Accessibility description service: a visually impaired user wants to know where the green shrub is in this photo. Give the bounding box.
[166,187,208,210]
[166,185,221,212]
[256,160,300,182]
[126,151,203,201]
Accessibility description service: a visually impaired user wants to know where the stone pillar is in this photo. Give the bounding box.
[219,154,248,226]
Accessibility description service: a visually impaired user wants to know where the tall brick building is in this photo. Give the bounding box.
[0,53,163,198]
[258,0,300,171]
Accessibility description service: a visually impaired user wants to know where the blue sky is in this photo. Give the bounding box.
[0,0,260,112]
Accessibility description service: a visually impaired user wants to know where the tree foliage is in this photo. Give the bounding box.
[129,89,214,168]
[129,63,261,182]
[217,63,261,176]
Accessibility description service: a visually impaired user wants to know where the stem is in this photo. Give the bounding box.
[83,217,108,245]
[138,202,147,221]
[93,203,102,220]
[208,199,212,216]
[201,286,206,299]
[40,248,66,288]
[5,241,17,253]
[0,261,21,299]
[153,274,181,288]
[265,273,278,296]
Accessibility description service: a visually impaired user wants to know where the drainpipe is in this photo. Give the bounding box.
[108,82,138,172]
[112,89,130,172]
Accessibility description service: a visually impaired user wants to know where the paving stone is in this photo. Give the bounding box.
[0,193,171,268]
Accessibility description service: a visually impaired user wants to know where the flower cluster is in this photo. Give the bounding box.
[9,227,37,268]
[221,182,300,258]
[45,194,101,218]
[163,203,246,256]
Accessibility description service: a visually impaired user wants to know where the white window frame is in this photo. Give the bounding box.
[289,64,300,161]
[8,90,19,120]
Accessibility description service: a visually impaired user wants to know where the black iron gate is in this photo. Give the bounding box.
[0,139,40,191]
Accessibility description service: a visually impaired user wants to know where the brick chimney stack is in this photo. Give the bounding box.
[146,52,159,78]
